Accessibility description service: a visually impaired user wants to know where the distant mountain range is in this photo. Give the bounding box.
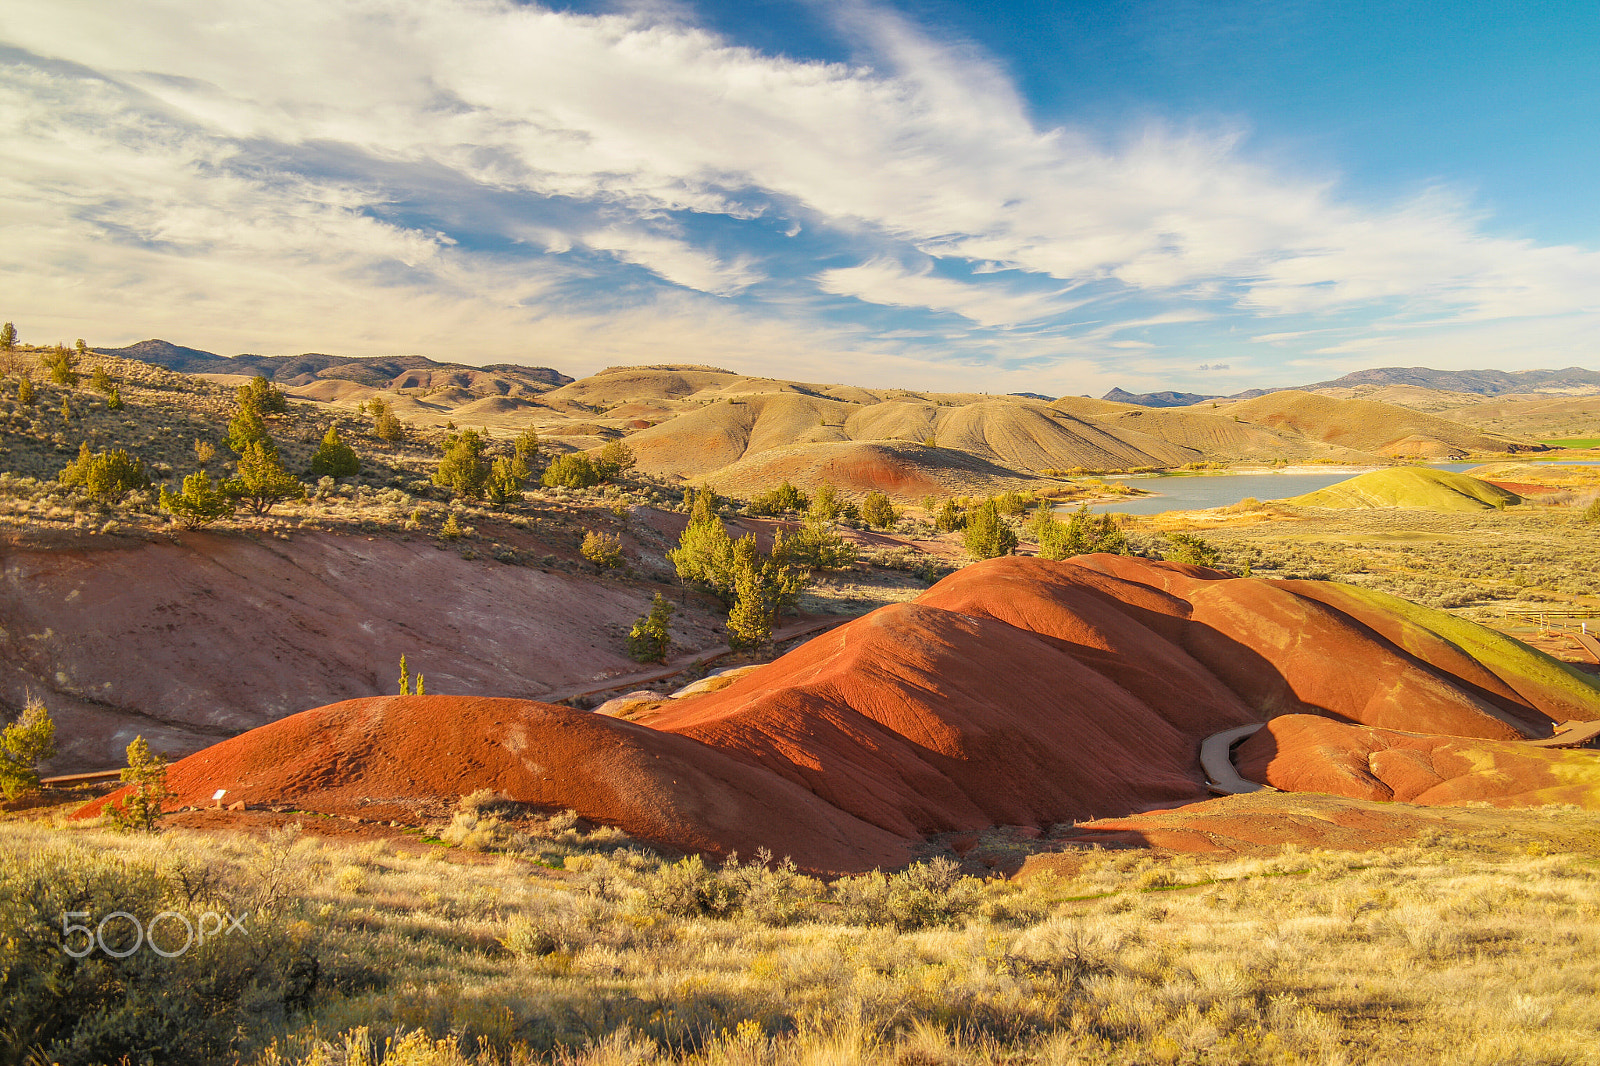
[1105,366,1600,407]
[97,339,572,397]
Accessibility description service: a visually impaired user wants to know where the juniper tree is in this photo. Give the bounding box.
[597,439,636,480]
[627,593,674,663]
[159,471,234,528]
[44,345,77,387]
[59,443,148,503]
[309,425,360,478]
[0,701,56,801]
[227,404,273,456]
[235,374,287,416]
[0,322,15,351]
[861,490,897,529]
[486,457,524,507]
[223,440,305,515]
[541,452,601,489]
[581,529,624,570]
[433,429,492,498]
[963,498,1018,559]
[108,736,168,832]
[105,387,123,411]
[90,365,114,393]
[16,375,33,405]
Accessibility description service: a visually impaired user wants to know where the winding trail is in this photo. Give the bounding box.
[1201,724,1271,795]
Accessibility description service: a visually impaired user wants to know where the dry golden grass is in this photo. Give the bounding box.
[6,804,1600,1065]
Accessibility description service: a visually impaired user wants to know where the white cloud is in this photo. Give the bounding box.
[582,228,760,295]
[0,0,1594,385]
[816,258,1073,327]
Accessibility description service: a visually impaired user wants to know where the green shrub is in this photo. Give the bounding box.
[627,593,674,663]
[160,471,234,529]
[833,858,982,931]
[235,374,287,416]
[861,490,897,529]
[485,456,524,506]
[105,386,123,411]
[0,700,55,800]
[107,736,169,833]
[43,344,78,387]
[89,365,114,393]
[747,481,810,515]
[934,497,964,532]
[223,441,305,516]
[226,404,272,456]
[541,452,601,489]
[434,429,492,498]
[0,836,307,1066]
[16,375,33,405]
[1164,531,1221,568]
[963,498,1018,559]
[58,443,148,503]
[775,516,857,570]
[368,396,406,442]
[580,529,624,570]
[1035,504,1128,559]
[597,440,636,480]
[308,425,360,478]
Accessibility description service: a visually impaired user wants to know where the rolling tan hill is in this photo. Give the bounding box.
[1222,391,1542,457]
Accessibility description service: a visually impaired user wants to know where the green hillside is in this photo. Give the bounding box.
[1283,466,1522,512]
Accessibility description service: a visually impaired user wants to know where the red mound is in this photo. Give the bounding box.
[78,696,910,875]
[1234,714,1600,808]
[85,556,1599,870]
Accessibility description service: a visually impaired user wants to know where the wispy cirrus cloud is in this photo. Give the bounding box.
[0,0,1594,391]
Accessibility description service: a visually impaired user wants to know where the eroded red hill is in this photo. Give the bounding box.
[82,556,1600,871]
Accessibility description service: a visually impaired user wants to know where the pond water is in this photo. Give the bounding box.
[1075,463,1481,517]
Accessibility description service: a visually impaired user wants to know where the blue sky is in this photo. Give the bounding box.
[1,0,1596,396]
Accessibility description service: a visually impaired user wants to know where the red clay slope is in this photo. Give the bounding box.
[77,695,912,875]
[83,556,1600,871]
[1235,714,1600,808]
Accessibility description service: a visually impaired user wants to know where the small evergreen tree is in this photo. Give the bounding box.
[513,427,540,469]
[963,498,1018,559]
[810,481,843,521]
[596,439,636,480]
[581,530,625,570]
[434,429,492,498]
[105,386,123,411]
[861,491,897,529]
[59,443,148,503]
[934,497,964,532]
[778,515,857,570]
[726,562,774,650]
[0,700,56,801]
[16,375,33,406]
[369,395,407,442]
[1164,532,1220,568]
[227,403,273,455]
[44,345,77,387]
[399,654,411,695]
[486,457,525,507]
[74,338,88,356]
[159,471,234,528]
[668,507,740,605]
[59,395,71,421]
[235,374,288,416]
[108,736,168,832]
[627,593,674,663]
[309,425,361,478]
[194,438,217,468]
[223,440,305,515]
[438,512,464,540]
[0,322,15,350]
[90,365,114,393]
[542,452,602,489]
[748,481,810,515]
